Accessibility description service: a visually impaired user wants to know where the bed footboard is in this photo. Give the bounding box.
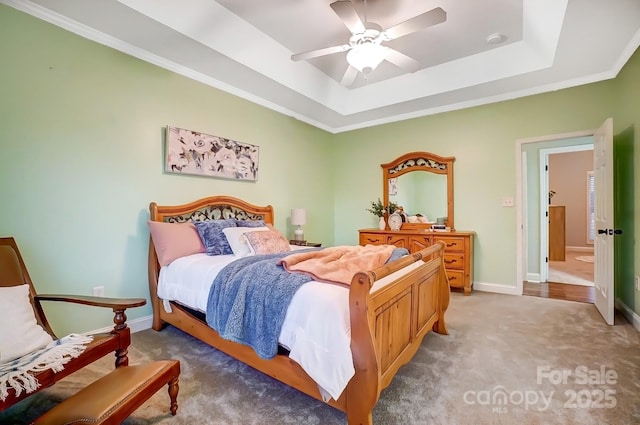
[345,242,449,425]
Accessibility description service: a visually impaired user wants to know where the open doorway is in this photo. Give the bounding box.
[517,119,617,323]
[516,131,597,304]
[544,147,594,288]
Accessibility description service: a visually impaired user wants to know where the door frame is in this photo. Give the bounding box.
[539,144,594,283]
[515,129,595,295]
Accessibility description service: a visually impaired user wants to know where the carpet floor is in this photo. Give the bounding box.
[2,292,639,425]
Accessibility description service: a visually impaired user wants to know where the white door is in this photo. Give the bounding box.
[593,118,614,325]
[540,153,550,283]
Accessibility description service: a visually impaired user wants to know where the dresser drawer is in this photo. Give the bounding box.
[445,269,465,288]
[360,233,385,246]
[443,253,465,270]
[359,228,474,295]
[434,236,466,252]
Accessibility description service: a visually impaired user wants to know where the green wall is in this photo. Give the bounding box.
[1,5,639,334]
[331,82,619,288]
[0,6,334,335]
[611,48,640,316]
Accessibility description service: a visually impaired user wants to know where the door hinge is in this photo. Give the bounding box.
[546,256,549,263]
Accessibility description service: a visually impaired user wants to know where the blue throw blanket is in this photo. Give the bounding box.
[206,247,409,359]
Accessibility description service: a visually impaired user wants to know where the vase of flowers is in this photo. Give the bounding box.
[367,198,388,230]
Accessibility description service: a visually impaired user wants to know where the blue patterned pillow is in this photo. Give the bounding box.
[194,219,237,255]
[236,219,266,228]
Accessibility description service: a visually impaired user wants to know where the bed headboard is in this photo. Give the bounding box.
[149,195,274,225]
[147,196,275,307]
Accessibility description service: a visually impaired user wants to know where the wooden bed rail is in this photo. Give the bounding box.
[362,241,446,287]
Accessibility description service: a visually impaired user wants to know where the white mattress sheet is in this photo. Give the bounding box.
[157,251,353,400]
[157,251,424,400]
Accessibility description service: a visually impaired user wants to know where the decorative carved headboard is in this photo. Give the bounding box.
[161,204,268,223]
[147,196,275,288]
[149,195,274,225]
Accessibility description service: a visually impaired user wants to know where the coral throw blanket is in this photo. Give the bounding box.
[277,244,396,287]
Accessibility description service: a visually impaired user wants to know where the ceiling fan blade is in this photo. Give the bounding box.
[384,48,422,73]
[340,66,359,86]
[291,44,351,61]
[330,1,366,34]
[382,7,446,41]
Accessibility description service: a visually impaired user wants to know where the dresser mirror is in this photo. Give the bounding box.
[381,151,455,230]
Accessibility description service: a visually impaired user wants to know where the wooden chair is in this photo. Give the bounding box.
[0,237,147,412]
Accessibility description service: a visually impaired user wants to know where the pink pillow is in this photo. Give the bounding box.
[148,221,205,266]
[244,230,291,255]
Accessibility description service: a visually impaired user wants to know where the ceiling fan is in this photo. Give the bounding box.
[291,1,447,86]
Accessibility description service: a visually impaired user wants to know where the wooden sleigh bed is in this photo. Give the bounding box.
[147,196,450,424]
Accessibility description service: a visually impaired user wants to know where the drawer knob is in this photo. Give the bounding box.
[444,259,457,264]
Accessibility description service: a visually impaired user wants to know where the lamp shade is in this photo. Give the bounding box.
[291,208,306,226]
[347,43,388,74]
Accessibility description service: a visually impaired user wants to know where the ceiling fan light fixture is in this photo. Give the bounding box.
[347,43,387,74]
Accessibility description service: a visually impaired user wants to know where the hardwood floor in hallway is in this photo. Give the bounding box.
[523,281,595,304]
[524,248,595,303]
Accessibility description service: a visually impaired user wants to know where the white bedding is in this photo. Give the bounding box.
[158,250,423,400]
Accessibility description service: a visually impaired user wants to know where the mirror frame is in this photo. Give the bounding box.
[381,151,455,230]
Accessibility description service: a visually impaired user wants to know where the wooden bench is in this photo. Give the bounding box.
[32,360,180,425]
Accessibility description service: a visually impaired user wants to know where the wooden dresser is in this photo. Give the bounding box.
[548,205,566,261]
[359,229,475,295]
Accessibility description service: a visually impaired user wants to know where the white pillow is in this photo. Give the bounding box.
[222,226,270,257]
[0,284,54,362]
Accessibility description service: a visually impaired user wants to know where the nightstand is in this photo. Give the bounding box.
[289,240,322,247]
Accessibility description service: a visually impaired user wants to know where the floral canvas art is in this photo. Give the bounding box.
[165,126,259,181]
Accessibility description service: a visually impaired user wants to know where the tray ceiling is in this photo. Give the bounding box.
[5,0,640,133]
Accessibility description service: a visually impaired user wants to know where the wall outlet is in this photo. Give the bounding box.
[501,197,514,207]
[93,286,105,297]
[636,276,640,291]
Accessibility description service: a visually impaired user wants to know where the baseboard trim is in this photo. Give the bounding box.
[88,315,153,335]
[527,273,541,283]
[473,282,520,296]
[130,315,154,333]
[615,298,640,332]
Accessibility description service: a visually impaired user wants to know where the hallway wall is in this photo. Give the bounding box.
[549,150,594,248]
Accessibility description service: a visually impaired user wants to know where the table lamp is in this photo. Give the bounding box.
[291,208,306,241]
